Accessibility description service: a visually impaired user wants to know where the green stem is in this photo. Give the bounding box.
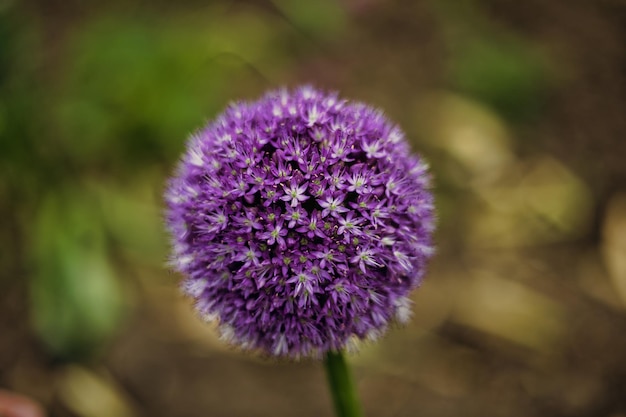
[324,350,363,417]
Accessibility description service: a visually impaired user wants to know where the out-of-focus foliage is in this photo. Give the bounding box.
[31,188,124,360]
[448,36,549,122]
[1,0,625,416]
[54,7,291,169]
[270,0,347,40]
[0,6,42,187]
[434,0,551,122]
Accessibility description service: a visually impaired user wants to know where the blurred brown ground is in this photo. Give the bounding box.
[1,0,626,416]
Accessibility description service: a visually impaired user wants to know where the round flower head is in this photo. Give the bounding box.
[165,86,435,358]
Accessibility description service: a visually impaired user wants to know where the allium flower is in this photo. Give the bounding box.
[165,86,435,358]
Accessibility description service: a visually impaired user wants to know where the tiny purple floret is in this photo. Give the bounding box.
[165,86,435,358]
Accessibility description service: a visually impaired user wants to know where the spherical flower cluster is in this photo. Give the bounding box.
[165,86,435,358]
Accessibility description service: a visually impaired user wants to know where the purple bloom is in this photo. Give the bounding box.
[281,180,309,207]
[319,195,349,218]
[165,86,436,358]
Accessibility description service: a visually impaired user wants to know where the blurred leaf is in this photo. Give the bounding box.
[57,365,137,417]
[270,0,347,40]
[0,7,45,182]
[602,193,626,308]
[31,188,125,360]
[56,17,217,166]
[94,176,167,263]
[53,9,289,170]
[468,156,593,247]
[0,6,13,84]
[519,156,592,234]
[416,92,514,184]
[452,273,566,350]
[434,0,551,122]
[450,37,549,122]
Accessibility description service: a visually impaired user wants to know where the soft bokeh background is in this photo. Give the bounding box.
[2,0,625,416]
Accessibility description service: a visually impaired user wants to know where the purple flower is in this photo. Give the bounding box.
[165,86,435,358]
[281,180,309,207]
[319,195,349,218]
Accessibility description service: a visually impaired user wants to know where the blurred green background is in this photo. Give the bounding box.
[1,0,626,416]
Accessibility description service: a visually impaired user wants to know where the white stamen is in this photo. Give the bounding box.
[394,297,413,323]
[188,147,204,166]
[273,334,288,356]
